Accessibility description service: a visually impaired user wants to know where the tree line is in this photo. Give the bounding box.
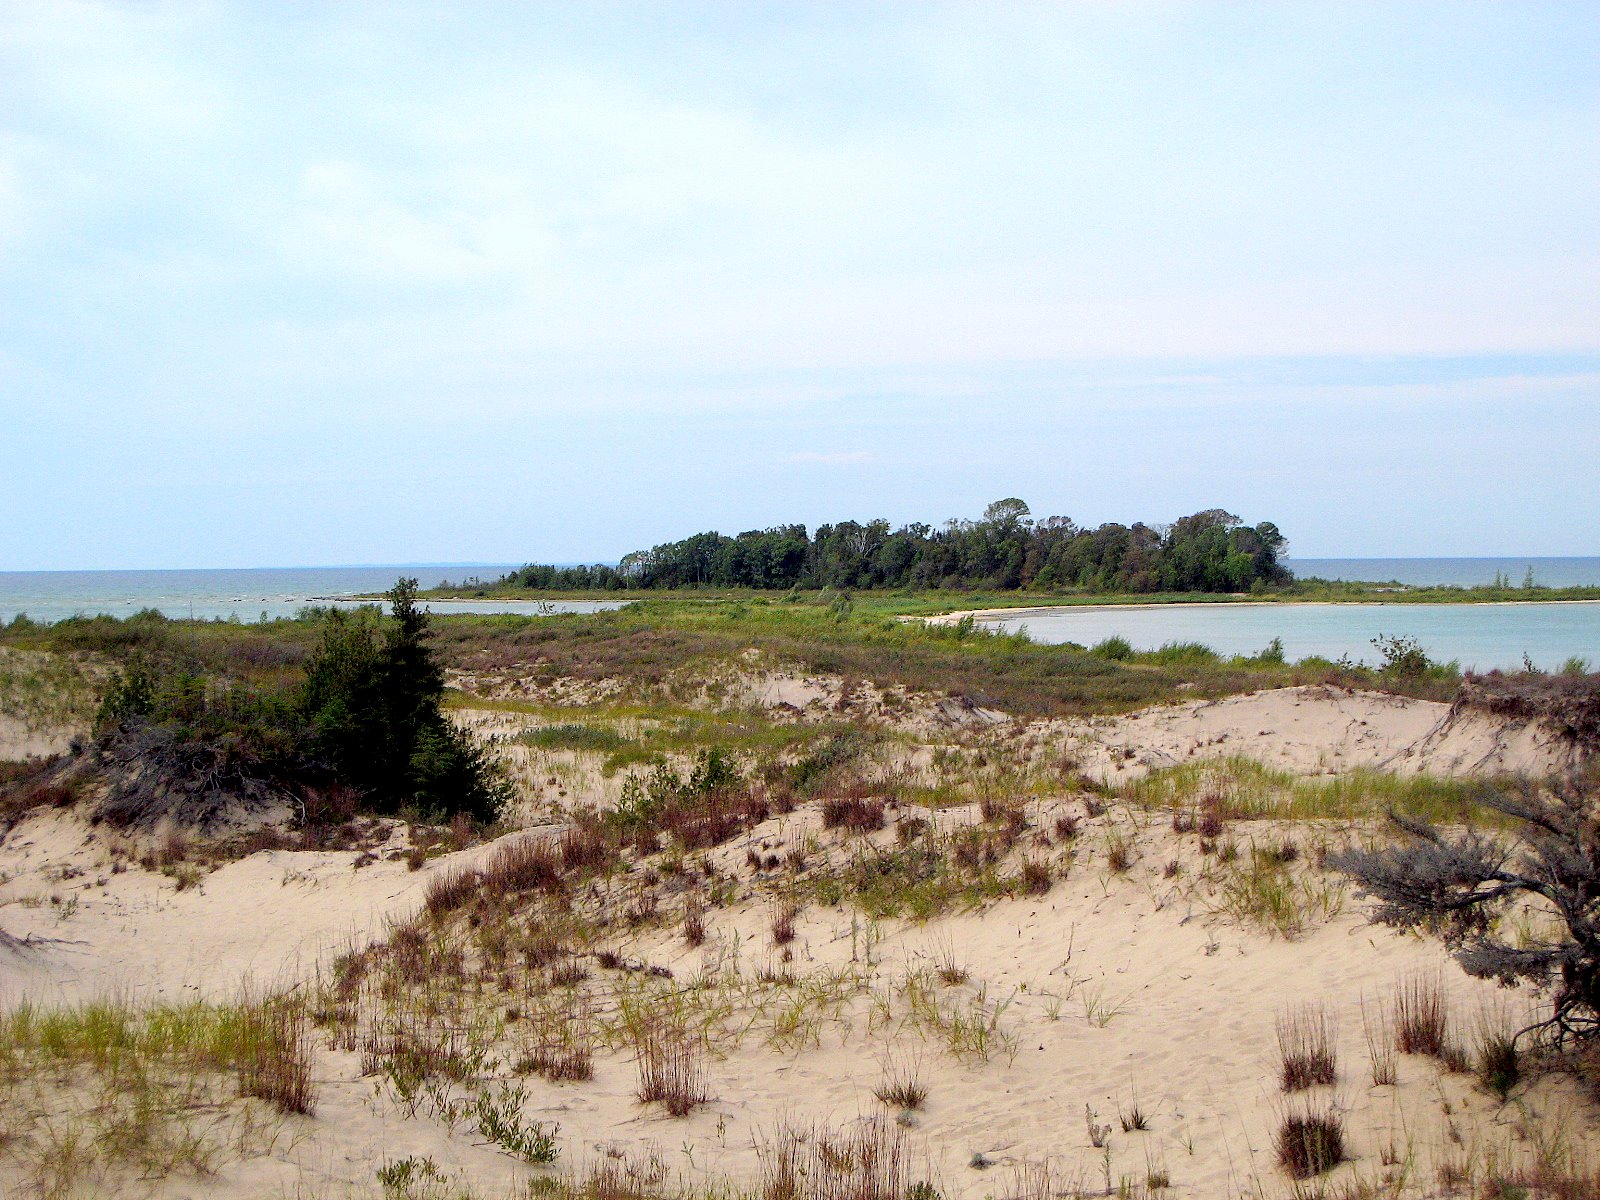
[499,500,1291,594]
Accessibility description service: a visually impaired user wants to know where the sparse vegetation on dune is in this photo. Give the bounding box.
[0,992,316,1194]
[5,590,1600,1200]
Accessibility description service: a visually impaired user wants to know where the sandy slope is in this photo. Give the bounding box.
[7,806,1593,1200]
[0,814,536,1005]
[0,712,76,761]
[1059,685,1575,782]
[1,683,1593,1199]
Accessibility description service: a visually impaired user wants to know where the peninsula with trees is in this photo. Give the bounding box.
[490,501,1289,593]
[431,499,1600,605]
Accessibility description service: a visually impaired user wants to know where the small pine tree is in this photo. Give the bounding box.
[299,579,506,823]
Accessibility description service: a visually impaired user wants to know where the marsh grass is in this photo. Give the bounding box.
[0,646,101,730]
[424,597,1372,724]
[1211,854,1344,939]
[518,723,634,753]
[890,970,1019,1063]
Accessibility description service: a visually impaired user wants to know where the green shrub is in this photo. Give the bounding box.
[1091,635,1134,661]
[84,580,507,826]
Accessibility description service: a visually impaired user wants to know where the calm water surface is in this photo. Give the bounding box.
[1291,557,1600,587]
[982,602,1600,673]
[0,566,626,624]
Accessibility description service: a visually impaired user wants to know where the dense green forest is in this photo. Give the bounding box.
[497,500,1291,594]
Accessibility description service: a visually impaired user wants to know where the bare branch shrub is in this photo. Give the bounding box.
[1329,772,1600,1045]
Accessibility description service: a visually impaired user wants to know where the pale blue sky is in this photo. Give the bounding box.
[1,2,1596,569]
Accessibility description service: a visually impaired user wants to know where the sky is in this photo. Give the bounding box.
[1,2,1596,570]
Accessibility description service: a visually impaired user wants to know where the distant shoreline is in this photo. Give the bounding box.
[919,598,1600,625]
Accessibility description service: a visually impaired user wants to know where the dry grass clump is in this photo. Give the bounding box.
[979,795,1028,835]
[1105,830,1134,874]
[758,1117,912,1200]
[1276,1003,1338,1091]
[822,794,887,832]
[1473,1004,1520,1100]
[1360,997,1398,1086]
[517,1041,594,1083]
[418,831,584,920]
[633,1016,707,1117]
[234,996,316,1116]
[482,836,563,893]
[1393,973,1449,1057]
[423,865,481,918]
[872,1057,927,1110]
[1019,856,1052,895]
[682,894,707,947]
[649,786,777,852]
[771,900,800,947]
[559,824,615,873]
[1276,1103,1345,1179]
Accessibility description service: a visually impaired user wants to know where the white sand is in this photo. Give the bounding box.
[1060,685,1575,781]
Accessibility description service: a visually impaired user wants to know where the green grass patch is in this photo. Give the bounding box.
[516,723,634,753]
[1123,756,1501,826]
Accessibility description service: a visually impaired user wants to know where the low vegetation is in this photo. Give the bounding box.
[0,993,315,1195]
[3,580,507,835]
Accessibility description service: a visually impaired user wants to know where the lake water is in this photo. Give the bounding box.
[3,560,1597,669]
[1290,557,1600,587]
[0,566,626,624]
[980,601,1600,673]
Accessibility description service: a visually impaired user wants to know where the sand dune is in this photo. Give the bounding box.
[2,680,1594,1200]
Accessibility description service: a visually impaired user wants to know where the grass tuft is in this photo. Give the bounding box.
[1276,1104,1345,1179]
[1276,1003,1337,1092]
[1393,973,1449,1057]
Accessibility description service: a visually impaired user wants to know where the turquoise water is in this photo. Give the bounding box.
[981,601,1599,673]
[0,566,625,624]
